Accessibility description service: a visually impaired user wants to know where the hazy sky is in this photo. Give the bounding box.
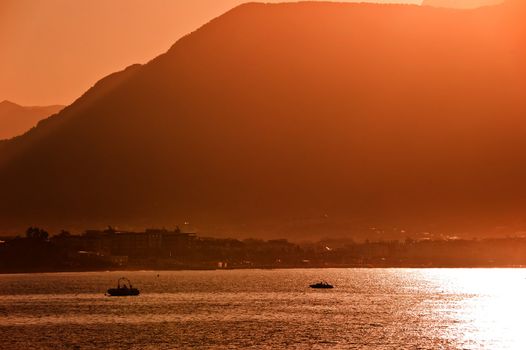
[0,0,422,106]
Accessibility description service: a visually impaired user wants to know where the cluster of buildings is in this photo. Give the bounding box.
[3,225,526,271]
[47,226,301,269]
[53,227,196,263]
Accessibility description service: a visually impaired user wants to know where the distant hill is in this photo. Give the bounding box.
[0,101,64,140]
[0,2,524,238]
[422,0,504,8]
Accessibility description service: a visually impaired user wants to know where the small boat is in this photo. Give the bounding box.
[309,281,334,289]
[106,277,140,296]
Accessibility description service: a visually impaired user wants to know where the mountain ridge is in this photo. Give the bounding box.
[0,101,64,140]
[0,2,525,238]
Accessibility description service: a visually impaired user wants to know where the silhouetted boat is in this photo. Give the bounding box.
[309,281,334,289]
[106,277,140,296]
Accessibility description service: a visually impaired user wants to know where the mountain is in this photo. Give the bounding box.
[421,0,503,8]
[0,101,64,140]
[0,2,525,238]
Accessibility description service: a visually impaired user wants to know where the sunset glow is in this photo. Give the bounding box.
[0,0,422,106]
[1,1,526,349]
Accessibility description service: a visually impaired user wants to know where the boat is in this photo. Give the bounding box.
[106,277,140,296]
[309,281,334,289]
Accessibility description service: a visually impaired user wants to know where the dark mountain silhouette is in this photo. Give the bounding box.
[0,101,64,140]
[0,2,525,238]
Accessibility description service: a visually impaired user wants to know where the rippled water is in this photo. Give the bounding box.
[0,269,525,349]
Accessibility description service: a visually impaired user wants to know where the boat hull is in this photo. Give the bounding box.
[106,288,140,296]
[310,284,334,289]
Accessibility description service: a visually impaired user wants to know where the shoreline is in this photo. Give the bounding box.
[2,264,526,275]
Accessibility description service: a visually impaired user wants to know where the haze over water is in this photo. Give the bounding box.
[1,269,525,349]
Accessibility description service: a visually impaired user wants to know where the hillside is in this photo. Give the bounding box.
[0,101,64,140]
[0,2,525,238]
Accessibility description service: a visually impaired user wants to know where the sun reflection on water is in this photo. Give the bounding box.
[1,269,526,349]
[423,269,526,349]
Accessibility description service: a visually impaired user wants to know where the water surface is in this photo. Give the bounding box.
[1,269,525,349]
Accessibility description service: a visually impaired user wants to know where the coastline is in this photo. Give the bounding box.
[2,264,526,275]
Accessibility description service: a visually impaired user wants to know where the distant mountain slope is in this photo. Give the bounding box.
[422,0,504,8]
[0,101,64,140]
[0,2,524,238]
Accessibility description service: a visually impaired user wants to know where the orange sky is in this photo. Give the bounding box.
[0,0,422,106]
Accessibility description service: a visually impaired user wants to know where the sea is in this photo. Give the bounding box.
[0,269,525,349]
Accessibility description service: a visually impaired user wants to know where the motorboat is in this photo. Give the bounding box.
[309,281,334,289]
[106,277,140,296]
